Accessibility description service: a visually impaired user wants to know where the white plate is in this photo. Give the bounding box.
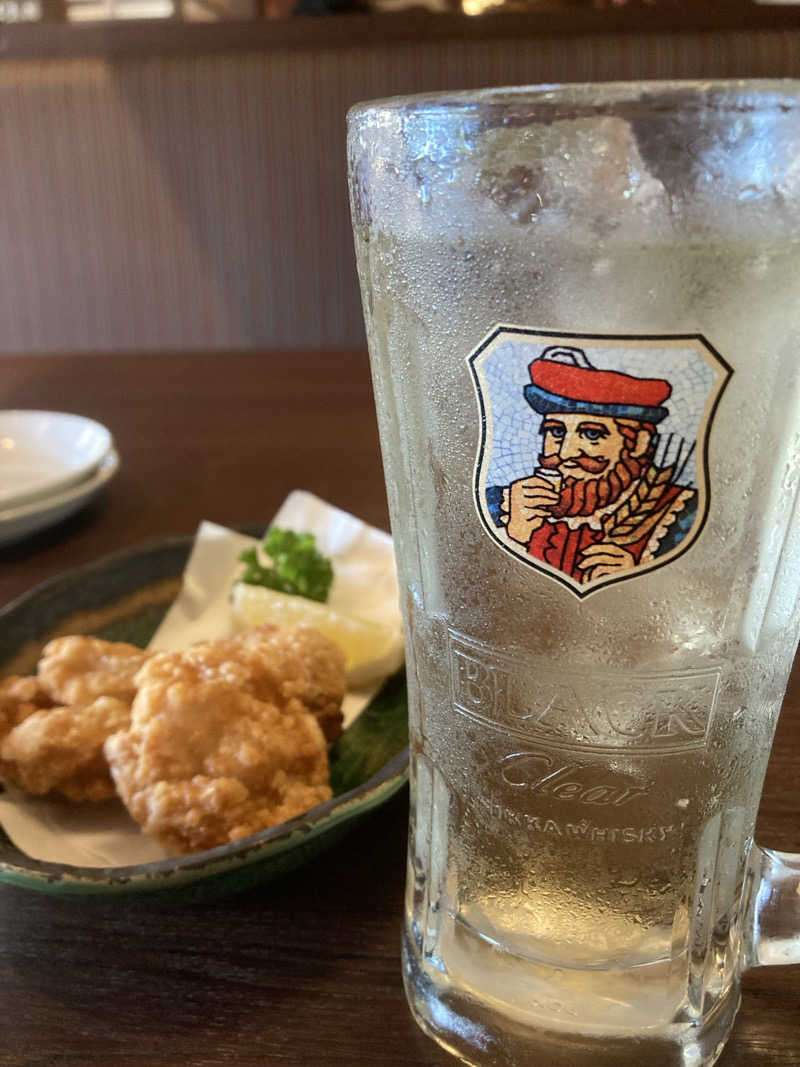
[0,449,120,547]
[0,410,113,509]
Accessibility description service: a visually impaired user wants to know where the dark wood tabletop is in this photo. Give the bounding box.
[0,350,797,1067]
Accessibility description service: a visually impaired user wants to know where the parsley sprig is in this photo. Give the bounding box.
[238,527,333,603]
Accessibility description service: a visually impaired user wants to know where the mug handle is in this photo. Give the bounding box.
[744,847,800,966]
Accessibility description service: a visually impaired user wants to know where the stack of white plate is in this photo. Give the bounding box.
[0,411,120,547]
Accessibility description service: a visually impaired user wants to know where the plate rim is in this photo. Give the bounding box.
[0,526,192,629]
[0,748,409,893]
[0,410,114,510]
[0,448,119,525]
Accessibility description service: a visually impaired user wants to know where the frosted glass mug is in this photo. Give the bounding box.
[348,82,800,1066]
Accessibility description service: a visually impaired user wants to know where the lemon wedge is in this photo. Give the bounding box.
[231,582,403,688]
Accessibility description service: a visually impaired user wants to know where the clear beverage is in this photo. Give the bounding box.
[348,83,800,1066]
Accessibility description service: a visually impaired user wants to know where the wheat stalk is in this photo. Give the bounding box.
[603,465,675,543]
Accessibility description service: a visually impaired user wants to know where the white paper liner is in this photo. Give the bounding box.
[0,491,403,867]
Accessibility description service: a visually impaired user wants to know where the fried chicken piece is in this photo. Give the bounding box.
[0,675,56,741]
[105,637,334,854]
[1,696,131,802]
[0,638,145,802]
[134,624,346,743]
[229,625,346,742]
[37,636,151,708]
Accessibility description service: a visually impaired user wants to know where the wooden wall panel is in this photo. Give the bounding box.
[0,27,798,353]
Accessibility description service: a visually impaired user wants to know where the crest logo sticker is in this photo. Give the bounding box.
[469,328,732,598]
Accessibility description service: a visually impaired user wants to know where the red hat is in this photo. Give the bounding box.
[524,346,672,423]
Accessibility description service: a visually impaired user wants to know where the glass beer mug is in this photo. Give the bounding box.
[348,82,800,1066]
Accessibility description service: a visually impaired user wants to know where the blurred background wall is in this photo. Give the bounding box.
[1,20,799,353]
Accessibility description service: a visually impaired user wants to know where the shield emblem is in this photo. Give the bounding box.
[468,327,732,598]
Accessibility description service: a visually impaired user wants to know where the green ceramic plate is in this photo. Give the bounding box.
[0,534,409,900]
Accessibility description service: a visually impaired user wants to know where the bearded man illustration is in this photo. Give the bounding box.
[503,346,698,585]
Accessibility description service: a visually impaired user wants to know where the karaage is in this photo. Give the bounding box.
[0,675,55,740]
[1,696,131,802]
[38,636,151,707]
[136,625,346,742]
[1,626,346,850]
[105,631,340,853]
[0,637,149,802]
[227,625,346,742]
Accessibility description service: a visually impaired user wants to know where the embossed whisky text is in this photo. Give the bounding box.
[500,751,649,806]
[449,627,721,754]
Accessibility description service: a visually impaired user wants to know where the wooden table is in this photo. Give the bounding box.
[0,351,797,1067]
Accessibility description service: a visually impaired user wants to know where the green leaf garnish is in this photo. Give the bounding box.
[237,527,334,603]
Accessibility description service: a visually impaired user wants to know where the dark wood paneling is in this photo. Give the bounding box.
[1,23,799,354]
